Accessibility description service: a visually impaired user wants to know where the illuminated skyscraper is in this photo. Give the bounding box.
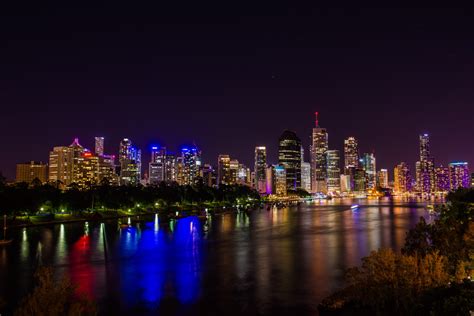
[361,153,376,189]
[377,169,388,189]
[181,146,202,185]
[416,134,435,195]
[353,168,366,193]
[229,159,239,184]
[149,146,166,185]
[164,154,176,182]
[16,161,48,184]
[394,162,411,194]
[435,165,450,193]
[69,138,85,184]
[278,130,301,190]
[344,137,359,172]
[273,165,287,196]
[217,155,231,186]
[202,164,217,187]
[48,146,74,186]
[326,150,341,194]
[254,146,267,194]
[119,138,141,185]
[340,174,351,193]
[310,112,328,193]
[448,162,470,190]
[98,154,118,185]
[95,137,104,156]
[301,162,311,192]
[75,151,99,188]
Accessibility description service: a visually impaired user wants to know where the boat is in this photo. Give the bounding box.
[0,215,13,245]
[350,204,359,211]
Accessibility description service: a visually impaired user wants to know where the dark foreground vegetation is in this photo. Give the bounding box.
[0,176,260,219]
[320,188,474,315]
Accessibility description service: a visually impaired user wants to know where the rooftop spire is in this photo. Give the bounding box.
[315,111,319,127]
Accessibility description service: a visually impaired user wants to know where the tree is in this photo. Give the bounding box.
[15,267,96,316]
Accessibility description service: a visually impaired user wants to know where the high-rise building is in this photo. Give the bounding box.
[75,151,100,188]
[361,153,376,189]
[448,162,470,190]
[164,153,176,182]
[229,159,239,184]
[69,138,85,184]
[394,162,411,194]
[175,156,185,185]
[119,138,141,185]
[48,146,74,186]
[254,146,267,194]
[237,163,251,186]
[217,155,231,186]
[377,169,389,189]
[98,154,118,185]
[340,174,351,193]
[344,137,359,172]
[149,146,166,185]
[278,130,301,190]
[435,165,450,193]
[95,137,104,156]
[353,168,366,193]
[16,161,48,184]
[310,112,328,194]
[416,134,435,195]
[301,162,311,192]
[273,165,287,196]
[181,146,202,185]
[202,164,217,187]
[326,150,341,194]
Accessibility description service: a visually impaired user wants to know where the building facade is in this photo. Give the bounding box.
[278,130,301,190]
[16,161,48,184]
[310,113,328,194]
[254,146,267,194]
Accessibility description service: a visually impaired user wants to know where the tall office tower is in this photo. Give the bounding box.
[69,138,85,184]
[435,165,450,193]
[16,161,48,184]
[278,130,302,190]
[164,153,176,182]
[217,155,231,186]
[254,146,267,194]
[310,112,328,194]
[377,169,389,189]
[344,137,359,172]
[49,146,73,186]
[448,162,470,190]
[353,168,367,193]
[149,146,167,185]
[95,137,105,156]
[361,153,377,189]
[265,166,273,195]
[119,138,141,185]
[301,162,311,192]
[98,154,118,185]
[237,163,251,186]
[75,151,100,189]
[175,156,185,185]
[394,162,412,194]
[326,150,341,194]
[273,165,287,196]
[229,159,239,184]
[416,134,436,195]
[340,174,351,193]
[202,164,217,187]
[180,146,202,185]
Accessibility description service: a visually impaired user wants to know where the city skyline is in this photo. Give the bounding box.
[1,4,474,180]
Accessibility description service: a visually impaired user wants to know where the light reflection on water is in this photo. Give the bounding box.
[0,199,431,315]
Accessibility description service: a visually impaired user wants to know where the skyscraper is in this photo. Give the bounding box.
[95,137,104,156]
[254,146,267,194]
[119,138,141,186]
[344,137,359,172]
[416,134,435,195]
[448,162,470,190]
[16,161,48,184]
[202,164,217,187]
[301,162,311,193]
[361,153,376,189]
[278,130,301,190]
[181,146,202,185]
[310,112,328,194]
[377,169,389,189]
[48,146,74,186]
[394,162,411,194]
[435,165,450,193]
[326,150,341,194]
[75,151,99,188]
[273,165,287,196]
[217,154,231,186]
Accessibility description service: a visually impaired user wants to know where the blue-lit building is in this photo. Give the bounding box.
[448,162,470,190]
[181,146,202,185]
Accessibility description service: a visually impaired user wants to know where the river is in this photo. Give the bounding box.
[0,198,431,315]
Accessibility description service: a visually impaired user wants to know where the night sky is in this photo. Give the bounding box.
[1,3,474,180]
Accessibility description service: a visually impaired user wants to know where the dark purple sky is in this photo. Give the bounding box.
[1,3,473,180]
